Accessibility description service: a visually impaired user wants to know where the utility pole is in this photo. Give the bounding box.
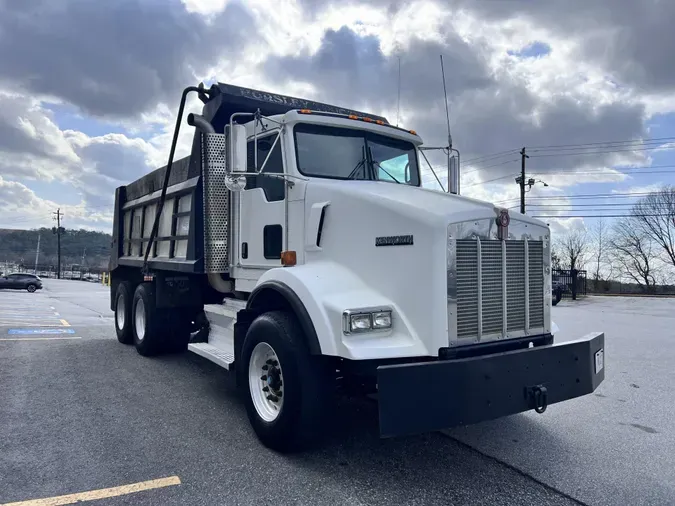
[34,233,41,274]
[519,147,529,214]
[52,208,63,279]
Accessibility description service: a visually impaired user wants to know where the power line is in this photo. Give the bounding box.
[462,149,520,165]
[462,158,520,175]
[526,135,675,151]
[492,191,658,205]
[463,173,519,188]
[528,145,671,158]
[527,202,645,207]
[533,214,673,218]
[532,169,675,177]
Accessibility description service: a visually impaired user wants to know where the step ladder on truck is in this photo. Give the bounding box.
[108,82,606,452]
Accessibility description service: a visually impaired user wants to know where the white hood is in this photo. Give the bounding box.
[311,180,545,228]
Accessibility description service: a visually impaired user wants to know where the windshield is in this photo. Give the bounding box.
[294,123,420,186]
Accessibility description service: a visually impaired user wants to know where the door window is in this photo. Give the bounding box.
[247,135,285,202]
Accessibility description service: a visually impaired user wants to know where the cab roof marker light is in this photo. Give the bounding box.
[293,109,418,136]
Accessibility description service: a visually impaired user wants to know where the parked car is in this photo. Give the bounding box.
[552,279,566,306]
[0,273,43,292]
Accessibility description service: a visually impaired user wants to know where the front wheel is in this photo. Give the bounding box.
[26,284,37,293]
[239,311,333,453]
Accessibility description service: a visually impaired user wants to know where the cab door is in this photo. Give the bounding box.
[237,132,287,269]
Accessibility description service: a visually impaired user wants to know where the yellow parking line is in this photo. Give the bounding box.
[60,319,70,327]
[0,476,181,506]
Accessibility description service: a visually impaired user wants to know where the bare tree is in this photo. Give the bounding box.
[610,218,658,292]
[632,185,675,268]
[560,228,588,271]
[590,219,614,289]
[551,245,562,270]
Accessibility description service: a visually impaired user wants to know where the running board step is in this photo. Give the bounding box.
[188,343,235,370]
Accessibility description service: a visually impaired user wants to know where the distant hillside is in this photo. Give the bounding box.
[0,228,112,270]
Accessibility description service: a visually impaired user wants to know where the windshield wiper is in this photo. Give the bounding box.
[347,147,367,180]
[371,159,401,184]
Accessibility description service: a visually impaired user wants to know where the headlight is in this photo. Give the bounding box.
[372,311,392,329]
[343,308,393,334]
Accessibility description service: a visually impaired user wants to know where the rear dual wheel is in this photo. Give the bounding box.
[131,283,193,356]
[114,281,193,354]
[114,281,134,344]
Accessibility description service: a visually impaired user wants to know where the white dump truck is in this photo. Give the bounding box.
[109,83,605,452]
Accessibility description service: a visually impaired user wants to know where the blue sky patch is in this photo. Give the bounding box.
[508,41,552,59]
[44,103,131,137]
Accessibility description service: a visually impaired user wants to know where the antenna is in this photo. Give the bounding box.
[396,56,401,127]
[440,54,452,150]
[440,54,460,194]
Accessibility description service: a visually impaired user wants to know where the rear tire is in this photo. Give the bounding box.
[114,281,134,344]
[239,310,333,453]
[132,283,168,357]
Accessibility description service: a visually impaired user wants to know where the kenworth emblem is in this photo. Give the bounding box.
[496,209,510,240]
[375,235,414,247]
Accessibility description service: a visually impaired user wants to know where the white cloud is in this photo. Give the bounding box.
[0,0,673,236]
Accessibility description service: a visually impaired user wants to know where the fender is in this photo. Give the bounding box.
[247,280,322,355]
[250,263,430,360]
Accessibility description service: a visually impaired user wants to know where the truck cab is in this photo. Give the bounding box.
[109,83,605,452]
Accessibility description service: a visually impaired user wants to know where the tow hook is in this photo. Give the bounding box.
[527,385,548,414]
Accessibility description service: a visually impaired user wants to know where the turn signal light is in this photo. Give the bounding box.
[281,250,297,266]
[299,109,312,114]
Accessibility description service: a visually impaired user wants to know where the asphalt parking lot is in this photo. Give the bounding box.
[1,280,673,505]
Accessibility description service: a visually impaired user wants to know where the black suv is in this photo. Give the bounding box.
[0,273,43,292]
[552,279,567,306]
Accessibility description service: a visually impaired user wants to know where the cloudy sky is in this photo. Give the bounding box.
[1,0,674,236]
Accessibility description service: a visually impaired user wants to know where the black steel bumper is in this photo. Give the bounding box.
[377,332,605,438]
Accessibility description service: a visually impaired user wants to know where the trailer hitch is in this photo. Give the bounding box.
[526,385,548,414]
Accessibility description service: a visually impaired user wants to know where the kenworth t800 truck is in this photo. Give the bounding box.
[109,83,605,452]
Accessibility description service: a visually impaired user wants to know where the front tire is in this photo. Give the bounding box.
[114,281,134,344]
[26,284,37,293]
[239,311,333,453]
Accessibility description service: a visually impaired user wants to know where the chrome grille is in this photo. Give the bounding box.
[456,241,479,338]
[481,241,503,335]
[456,238,544,339]
[528,241,545,328]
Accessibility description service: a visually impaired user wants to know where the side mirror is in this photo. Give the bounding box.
[229,124,247,174]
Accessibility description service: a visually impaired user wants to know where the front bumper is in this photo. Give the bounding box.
[377,332,605,438]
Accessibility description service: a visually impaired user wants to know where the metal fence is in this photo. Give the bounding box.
[552,268,587,300]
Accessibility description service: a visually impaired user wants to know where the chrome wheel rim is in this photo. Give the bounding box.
[135,298,146,341]
[248,342,284,422]
[116,293,125,330]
